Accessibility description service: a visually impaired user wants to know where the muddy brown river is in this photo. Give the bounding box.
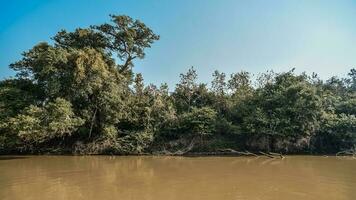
[0,156,355,200]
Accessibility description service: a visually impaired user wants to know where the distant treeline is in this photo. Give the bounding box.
[1,15,355,155]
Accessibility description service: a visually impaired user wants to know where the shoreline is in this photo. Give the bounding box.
[0,152,347,157]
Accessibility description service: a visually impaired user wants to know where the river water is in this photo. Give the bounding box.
[0,156,355,200]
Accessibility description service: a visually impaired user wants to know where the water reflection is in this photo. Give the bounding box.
[0,156,28,160]
[0,156,355,200]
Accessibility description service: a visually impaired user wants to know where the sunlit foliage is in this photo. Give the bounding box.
[0,15,355,154]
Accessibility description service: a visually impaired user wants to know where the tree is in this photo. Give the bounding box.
[3,14,159,153]
[211,70,227,96]
[314,113,356,153]
[179,107,217,137]
[0,79,39,152]
[240,71,322,152]
[1,13,356,155]
[0,79,38,120]
[228,71,252,95]
[173,67,198,113]
[53,28,108,50]
[211,70,230,115]
[94,15,160,74]
[4,98,83,150]
[346,68,356,91]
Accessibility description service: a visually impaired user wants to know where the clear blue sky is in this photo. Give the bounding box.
[1,0,356,87]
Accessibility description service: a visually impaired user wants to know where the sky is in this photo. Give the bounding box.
[1,0,356,87]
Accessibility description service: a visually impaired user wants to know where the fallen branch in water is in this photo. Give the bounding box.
[259,151,275,158]
[173,140,195,155]
[218,149,258,156]
[154,139,196,156]
[218,149,283,158]
[218,148,238,153]
[244,150,259,157]
[268,152,285,159]
[336,150,356,156]
[154,146,285,158]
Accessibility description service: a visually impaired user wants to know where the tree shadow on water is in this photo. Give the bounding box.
[0,156,28,160]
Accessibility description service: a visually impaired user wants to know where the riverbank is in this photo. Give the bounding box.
[2,151,354,158]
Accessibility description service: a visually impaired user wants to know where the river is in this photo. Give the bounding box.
[0,156,355,200]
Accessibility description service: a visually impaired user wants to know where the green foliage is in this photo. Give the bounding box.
[53,28,108,50]
[314,113,356,152]
[335,94,356,115]
[173,67,214,113]
[0,79,38,119]
[228,71,252,95]
[4,98,83,149]
[0,79,39,152]
[223,71,324,152]
[1,15,355,155]
[74,130,154,155]
[244,71,322,138]
[179,107,217,137]
[94,15,160,74]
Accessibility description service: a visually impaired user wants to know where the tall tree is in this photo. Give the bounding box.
[94,15,160,74]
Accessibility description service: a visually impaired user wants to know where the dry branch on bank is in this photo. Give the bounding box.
[217,149,284,158]
[336,149,356,157]
[259,151,275,158]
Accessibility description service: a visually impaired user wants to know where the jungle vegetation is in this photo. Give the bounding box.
[0,15,355,155]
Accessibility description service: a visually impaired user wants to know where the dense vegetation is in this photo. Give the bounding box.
[1,15,355,155]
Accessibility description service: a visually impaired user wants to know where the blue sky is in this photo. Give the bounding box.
[1,0,356,87]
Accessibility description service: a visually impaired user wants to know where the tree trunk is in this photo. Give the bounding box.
[88,107,98,139]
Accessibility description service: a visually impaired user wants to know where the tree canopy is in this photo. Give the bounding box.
[0,15,355,155]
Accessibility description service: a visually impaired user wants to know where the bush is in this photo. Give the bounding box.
[179,107,217,137]
[313,113,356,153]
